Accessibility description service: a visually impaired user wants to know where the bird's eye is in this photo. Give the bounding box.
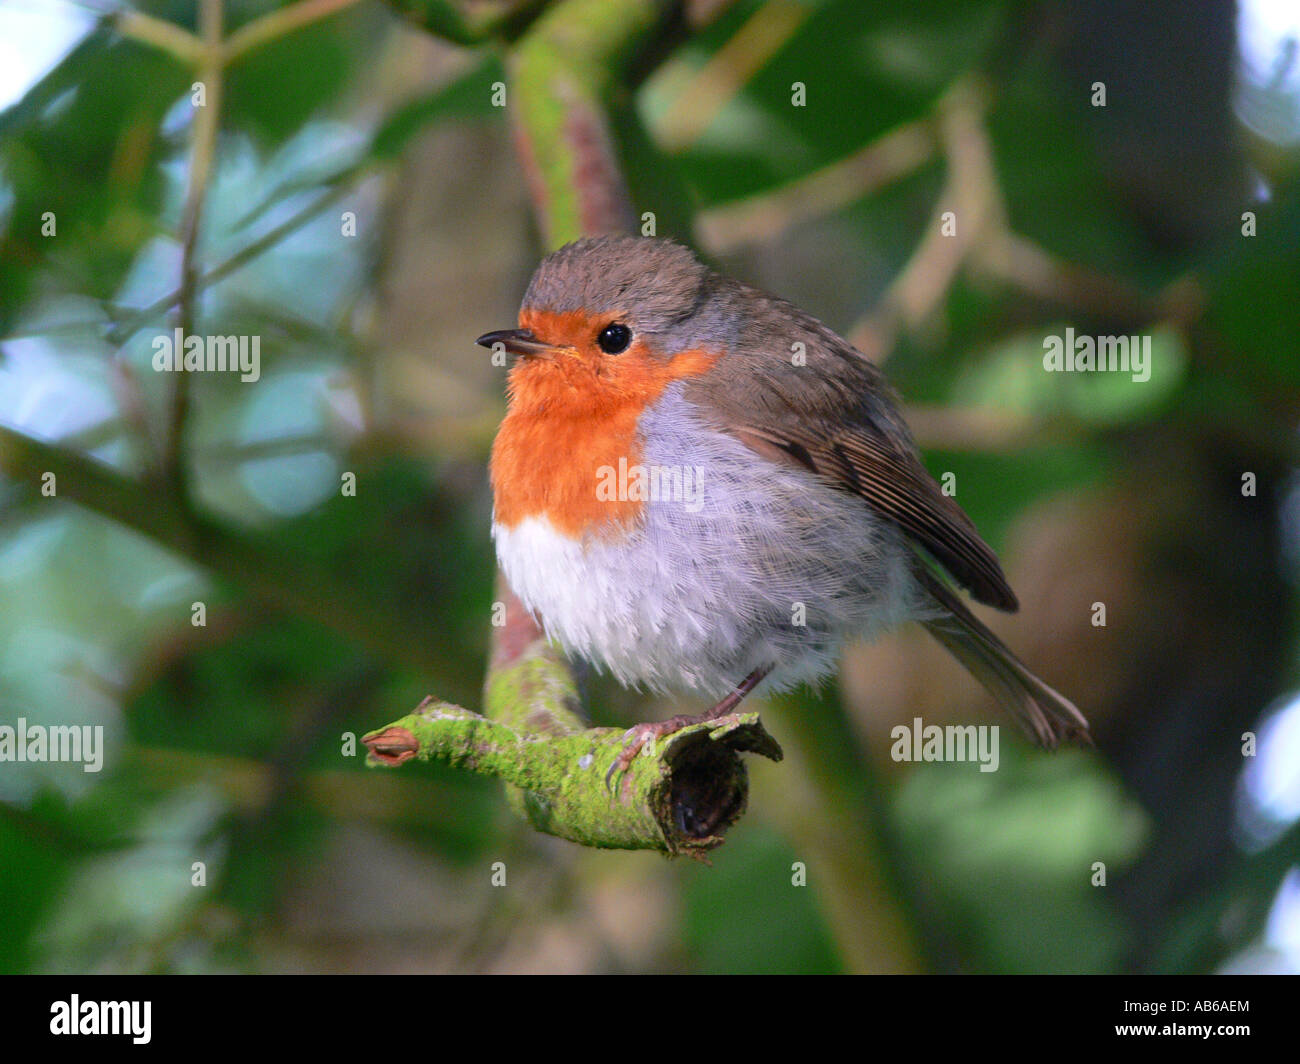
[596,323,632,354]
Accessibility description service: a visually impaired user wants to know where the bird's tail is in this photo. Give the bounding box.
[914,566,1091,748]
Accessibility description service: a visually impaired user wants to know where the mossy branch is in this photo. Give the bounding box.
[364,698,782,856]
[364,582,782,856]
[506,0,670,248]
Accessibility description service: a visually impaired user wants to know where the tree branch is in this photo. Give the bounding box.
[365,696,782,855]
[165,0,223,493]
[113,8,203,64]
[505,0,668,248]
[224,0,368,64]
[365,578,781,855]
[0,425,461,675]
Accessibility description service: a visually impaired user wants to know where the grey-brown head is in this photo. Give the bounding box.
[523,235,708,326]
[476,236,715,361]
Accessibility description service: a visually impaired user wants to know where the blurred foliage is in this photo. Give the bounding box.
[0,0,1298,974]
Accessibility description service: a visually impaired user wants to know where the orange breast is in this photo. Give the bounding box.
[491,313,717,539]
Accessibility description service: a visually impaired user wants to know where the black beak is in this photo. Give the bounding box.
[475,329,555,358]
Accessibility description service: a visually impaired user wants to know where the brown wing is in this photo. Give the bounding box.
[729,420,1018,611]
[682,278,1018,611]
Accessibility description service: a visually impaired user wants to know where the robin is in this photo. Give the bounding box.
[478,235,1089,781]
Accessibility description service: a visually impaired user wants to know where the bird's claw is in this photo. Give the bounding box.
[603,723,664,794]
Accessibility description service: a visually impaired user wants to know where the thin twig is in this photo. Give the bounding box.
[223,0,368,64]
[107,181,354,347]
[165,0,223,494]
[696,119,936,253]
[113,7,203,64]
[850,79,1000,354]
[654,0,811,152]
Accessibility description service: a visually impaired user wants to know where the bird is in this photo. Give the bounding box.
[477,234,1090,779]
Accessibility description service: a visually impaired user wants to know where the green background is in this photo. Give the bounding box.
[0,0,1298,973]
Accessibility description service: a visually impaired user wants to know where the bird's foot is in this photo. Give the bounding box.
[604,713,704,791]
[604,665,773,792]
